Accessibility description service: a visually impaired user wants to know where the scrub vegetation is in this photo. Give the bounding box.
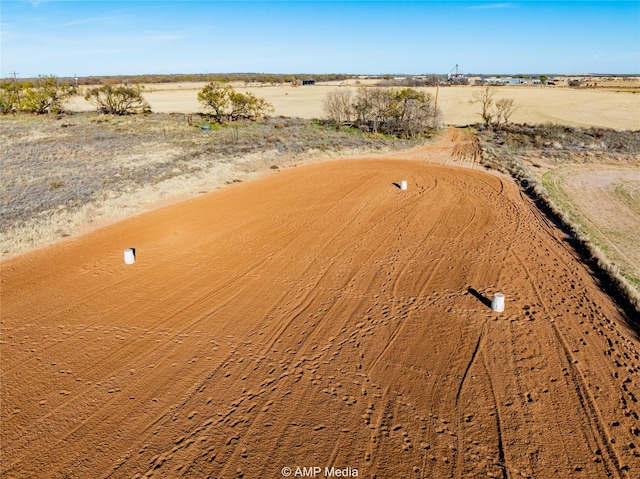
[0,75,75,114]
[197,82,274,123]
[323,87,441,138]
[84,84,151,115]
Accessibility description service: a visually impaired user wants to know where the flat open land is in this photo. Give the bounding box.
[542,166,640,287]
[67,82,640,130]
[2,136,640,478]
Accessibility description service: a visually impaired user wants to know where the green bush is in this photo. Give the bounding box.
[0,76,74,114]
[85,84,151,115]
[197,82,273,123]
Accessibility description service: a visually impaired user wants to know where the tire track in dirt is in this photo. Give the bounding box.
[101,164,430,476]
[3,146,639,478]
[254,172,405,357]
[481,350,509,479]
[1,201,329,377]
[2,252,285,464]
[365,181,448,377]
[451,320,487,479]
[455,321,486,407]
[511,238,625,478]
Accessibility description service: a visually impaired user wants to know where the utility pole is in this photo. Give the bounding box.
[10,71,20,107]
[433,82,439,128]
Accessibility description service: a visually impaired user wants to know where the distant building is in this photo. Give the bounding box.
[483,77,510,85]
[481,77,541,86]
[302,80,316,86]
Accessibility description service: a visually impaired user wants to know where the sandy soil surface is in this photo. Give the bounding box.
[2,135,640,478]
[67,83,640,130]
[542,165,640,285]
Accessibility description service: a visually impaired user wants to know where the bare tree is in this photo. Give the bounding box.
[494,98,517,125]
[470,86,517,126]
[322,89,353,125]
[324,87,440,137]
[353,87,389,133]
[386,88,439,137]
[351,87,381,132]
[470,86,495,125]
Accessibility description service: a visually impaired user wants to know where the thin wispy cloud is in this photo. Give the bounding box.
[467,3,514,10]
[27,0,56,7]
[51,14,129,28]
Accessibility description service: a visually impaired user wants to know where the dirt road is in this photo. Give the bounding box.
[2,138,640,478]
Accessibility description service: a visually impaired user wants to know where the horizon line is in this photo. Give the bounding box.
[5,72,640,80]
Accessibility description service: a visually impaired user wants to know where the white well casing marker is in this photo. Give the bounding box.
[124,248,136,265]
[491,293,505,312]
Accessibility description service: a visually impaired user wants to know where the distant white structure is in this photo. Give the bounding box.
[492,293,505,312]
[400,180,408,190]
[124,248,136,265]
[447,64,465,81]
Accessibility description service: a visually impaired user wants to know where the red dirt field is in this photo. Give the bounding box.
[2,143,640,478]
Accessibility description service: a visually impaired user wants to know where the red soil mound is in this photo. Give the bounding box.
[2,154,639,478]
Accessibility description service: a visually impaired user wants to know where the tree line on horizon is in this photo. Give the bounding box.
[5,73,356,87]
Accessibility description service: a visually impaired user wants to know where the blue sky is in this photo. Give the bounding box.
[1,0,639,78]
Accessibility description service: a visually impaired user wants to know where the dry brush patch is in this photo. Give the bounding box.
[478,123,640,319]
[1,113,419,257]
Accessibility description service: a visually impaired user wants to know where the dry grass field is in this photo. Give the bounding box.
[67,81,640,130]
[2,83,640,479]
